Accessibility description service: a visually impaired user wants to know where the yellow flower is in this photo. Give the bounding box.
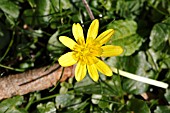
[58,19,123,82]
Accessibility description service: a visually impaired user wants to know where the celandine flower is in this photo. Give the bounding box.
[58,19,123,82]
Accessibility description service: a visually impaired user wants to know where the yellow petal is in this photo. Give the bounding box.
[58,52,77,67]
[59,36,77,50]
[86,19,99,42]
[95,29,114,45]
[95,58,112,76]
[101,45,123,57]
[87,64,99,82]
[75,62,87,81]
[72,23,85,44]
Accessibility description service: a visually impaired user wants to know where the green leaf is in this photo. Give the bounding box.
[51,0,72,11]
[99,0,112,11]
[146,49,160,71]
[98,96,109,109]
[74,75,122,96]
[0,0,19,18]
[160,57,170,69]
[47,30,66,58]
[107,20,143,56]
[165,70,170,83]
[64,98,89,112]
[27,0,36,8]
[23,0,51,27]
[164,89,170,104]
[35,0,51,26]
[127,99,151,113]
[116,0,145,19]
[154,106,170,113]
[91,94,102,104]
[146,48,170,70]
[0,96,27,113]
[22,9,34,25]
[59,82,73,94]
[37,102,56,113]
[149,17,170,51]
[107,52,153,94]
[55,94,74,109]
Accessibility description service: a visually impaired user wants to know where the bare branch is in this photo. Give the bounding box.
[0,64,73,100]
[82,0,95,20]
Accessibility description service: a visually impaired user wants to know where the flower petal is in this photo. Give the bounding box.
[72,23,85,44]
[87,64,99,82]
[59,36,77,50]
[95,58,112,76]
[75,62,87,81]
[95,29,114,45]
[101,45,123,57]
[58,52,77,67]
[86,19,99,42]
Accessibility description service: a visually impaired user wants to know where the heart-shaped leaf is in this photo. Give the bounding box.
[107,20,143,56]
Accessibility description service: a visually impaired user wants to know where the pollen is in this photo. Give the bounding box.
[73,40,102,64]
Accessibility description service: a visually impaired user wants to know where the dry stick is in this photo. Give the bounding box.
[0,64,73,100]
[82,0,95,20]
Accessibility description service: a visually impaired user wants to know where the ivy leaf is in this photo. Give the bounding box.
[0,96,27,113]
[107,20,143,56]
[47,30,66,59]
[35,0,51,26]
[154,106,170,113]
[0,0,19,18]
[149,17,170,51]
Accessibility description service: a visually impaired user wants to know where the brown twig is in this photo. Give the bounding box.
[82,0,95,20]
[0,64,73,100]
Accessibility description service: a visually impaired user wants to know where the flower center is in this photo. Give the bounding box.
[73,40,102,64]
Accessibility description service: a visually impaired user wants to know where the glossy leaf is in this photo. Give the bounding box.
[107,20,143,56]
[47,30,66,58]
[0,96,27,113]
[35,0,51,26]
[149,17,170,51]
[23,0,51,27]
[0,0,19,18]
[154,106,170,113]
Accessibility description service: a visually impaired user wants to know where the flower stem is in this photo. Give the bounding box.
[0,64,25,72]
[111,67,168,89]
[82,0,95,20]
